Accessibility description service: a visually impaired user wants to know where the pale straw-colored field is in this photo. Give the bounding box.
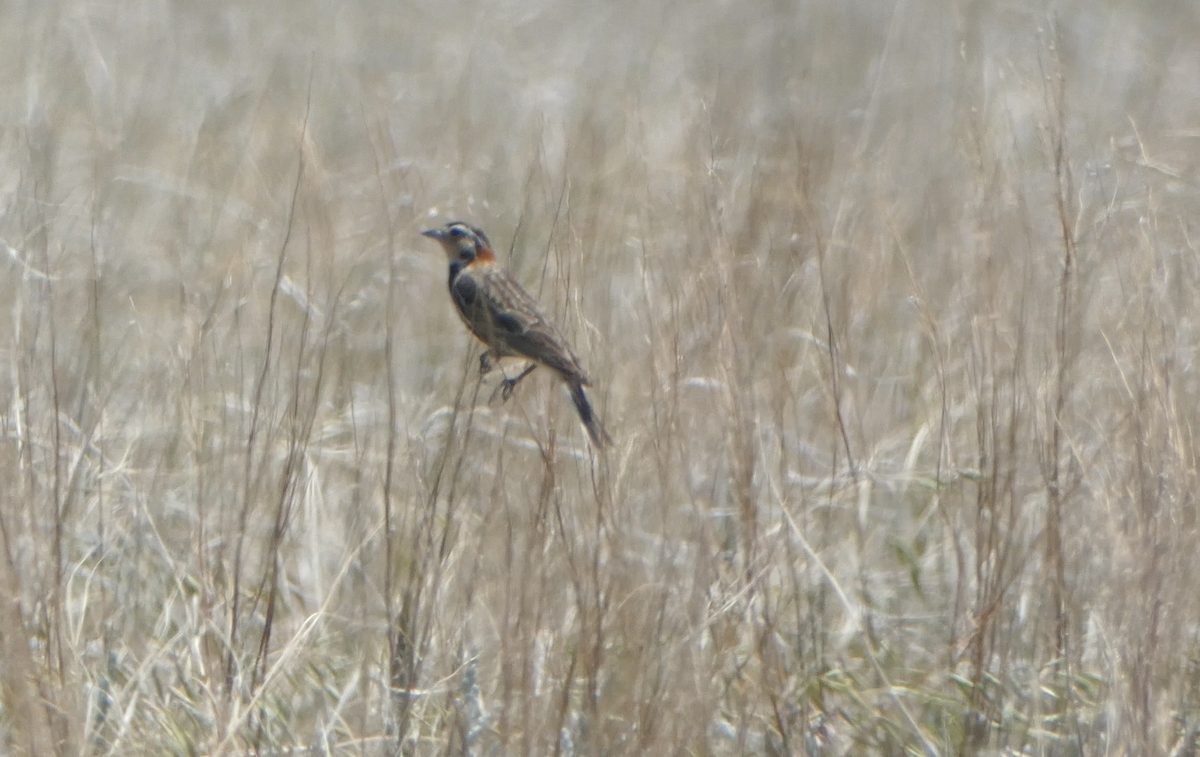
[2,1,1198,754]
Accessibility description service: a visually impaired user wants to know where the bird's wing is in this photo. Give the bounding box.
[505,321,590,384]
[452,266,537,345]
[456,265,590,383]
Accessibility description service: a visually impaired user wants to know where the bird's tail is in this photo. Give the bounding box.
[569,381,611,448]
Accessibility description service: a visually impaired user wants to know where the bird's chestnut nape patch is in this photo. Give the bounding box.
[472,243,496,263]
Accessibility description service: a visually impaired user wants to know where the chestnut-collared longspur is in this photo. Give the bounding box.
[421,221,610,448]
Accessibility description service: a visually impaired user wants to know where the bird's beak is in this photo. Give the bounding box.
[421,228,447,241]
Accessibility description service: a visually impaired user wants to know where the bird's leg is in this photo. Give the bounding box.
[500,363,538,401]
[478,350,495,378]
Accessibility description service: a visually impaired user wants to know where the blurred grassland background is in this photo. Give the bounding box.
[1,0,1199,754]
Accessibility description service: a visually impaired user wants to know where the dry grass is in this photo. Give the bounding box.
[2,0,1200,755]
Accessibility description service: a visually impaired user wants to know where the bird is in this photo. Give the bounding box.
[421,221,610,448]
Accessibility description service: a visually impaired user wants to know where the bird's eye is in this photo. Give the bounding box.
[449,226,465,238]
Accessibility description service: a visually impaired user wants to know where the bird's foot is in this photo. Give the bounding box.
[478,351,495,378]
[495,363,538,403]
[499,377,520,402]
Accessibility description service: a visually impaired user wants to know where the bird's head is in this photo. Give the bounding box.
[421,221,496,264]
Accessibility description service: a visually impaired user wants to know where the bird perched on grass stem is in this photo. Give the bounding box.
[421,221,610,448]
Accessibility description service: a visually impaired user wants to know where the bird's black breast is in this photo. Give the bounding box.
[448,260,465,288]
[449,262,477,309]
